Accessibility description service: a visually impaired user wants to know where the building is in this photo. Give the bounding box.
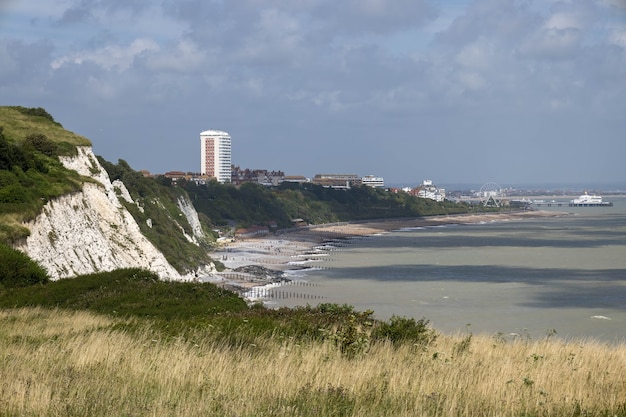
[200,130,232,183]
[231,166,285,186]
[416,179,446,202]
[312,174,359,189]
[361,175,385,188]
[283,175,309,184]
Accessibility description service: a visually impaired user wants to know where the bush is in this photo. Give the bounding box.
[10,106,59,124]
[23,133,58,157]
[0,243,49,289]
[372,315,437,347]
[0,268,248,320]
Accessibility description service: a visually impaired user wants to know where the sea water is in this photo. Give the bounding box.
[271,197,626,343]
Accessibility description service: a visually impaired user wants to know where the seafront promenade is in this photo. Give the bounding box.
[204,210,566,294]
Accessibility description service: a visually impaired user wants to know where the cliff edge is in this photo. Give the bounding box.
[15,146,210,280]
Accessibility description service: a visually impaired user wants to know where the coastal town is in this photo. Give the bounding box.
[141,130,620,213]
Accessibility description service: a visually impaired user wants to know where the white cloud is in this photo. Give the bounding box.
[455,38,493,69]
[544,10,587,30]
[51,38,160,71]
[1,0,625,184]
[233,8,306,64]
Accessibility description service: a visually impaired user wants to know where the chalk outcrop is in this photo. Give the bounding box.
[16,146,210,280]
[177,195,205,244]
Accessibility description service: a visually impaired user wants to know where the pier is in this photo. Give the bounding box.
[529,200,613,207]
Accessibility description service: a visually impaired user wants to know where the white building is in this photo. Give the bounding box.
[417,179,446,202]
[200,130,231,183]
[361,175,385,188]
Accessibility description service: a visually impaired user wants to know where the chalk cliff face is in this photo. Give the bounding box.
[177,195,204,245]
[16,146,210,281]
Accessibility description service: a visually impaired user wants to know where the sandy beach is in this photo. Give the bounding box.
[204,210,566,296]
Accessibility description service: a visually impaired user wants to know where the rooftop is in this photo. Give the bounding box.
[200,129,230,136]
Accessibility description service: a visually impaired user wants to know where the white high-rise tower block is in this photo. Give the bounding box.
[200,130,231,183]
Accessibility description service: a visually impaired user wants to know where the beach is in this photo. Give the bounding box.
[204,210,565,296]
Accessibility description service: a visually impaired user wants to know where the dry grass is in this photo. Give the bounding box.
[1,307,625,416]
[0,213,32,243]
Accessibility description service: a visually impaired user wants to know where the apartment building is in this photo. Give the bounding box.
[200,130,232,183]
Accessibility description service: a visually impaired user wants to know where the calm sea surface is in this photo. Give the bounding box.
[270,197,626,343]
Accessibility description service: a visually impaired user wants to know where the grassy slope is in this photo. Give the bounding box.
[0,107,93,242]
[184,180,475,233]
[0,268,248,320]
[0,268,432,347]
[0,107,214,273]
[0,106,91,148]
[0,272,625,416]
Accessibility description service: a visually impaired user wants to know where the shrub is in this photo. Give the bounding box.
[310,305,375,358]
[326,312,372,358]
[372,315,437,347]
[10,106,59,124]
[0,268,248,320]
[23,133,58,157]
[0,243,49,288]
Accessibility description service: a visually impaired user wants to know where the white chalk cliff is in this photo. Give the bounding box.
[16,146,211,281]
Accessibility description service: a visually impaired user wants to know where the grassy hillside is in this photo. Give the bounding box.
[0,106,215,274]
[0,268,248,321]
[183,179,473,231]
[0,107,92,243]
[0,106,90,150]
[1,269,624,416]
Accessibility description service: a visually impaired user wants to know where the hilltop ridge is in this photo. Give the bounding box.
[0,106,216,280]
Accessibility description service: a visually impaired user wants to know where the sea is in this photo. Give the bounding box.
[266,196,626,343]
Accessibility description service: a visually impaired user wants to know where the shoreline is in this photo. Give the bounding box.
[203,210,568,298]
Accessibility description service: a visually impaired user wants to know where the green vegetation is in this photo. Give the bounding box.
[98,158,216,273]
[1,270,625,416]
[183,179,472,231]
[0,268,247,321]
[0,106,93,241]
[0,105,216,274]
[0,243,49,289]
[0,118,88,242]
[0,105,477,270]
[0,106,90,149]
[0,268,434,348]
[1,105,623,415]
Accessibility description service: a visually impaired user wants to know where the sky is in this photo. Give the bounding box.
[1,0,625,188]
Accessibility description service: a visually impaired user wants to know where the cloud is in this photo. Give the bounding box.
[1,0,625,185]
[518,27,583,60]
[57,6,93,24]
[140,40,206,72]
[0,38,53,82]
[609,29,626,47]
[51,38,159,71]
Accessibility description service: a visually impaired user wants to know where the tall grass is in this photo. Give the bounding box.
[1,307,625,416]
